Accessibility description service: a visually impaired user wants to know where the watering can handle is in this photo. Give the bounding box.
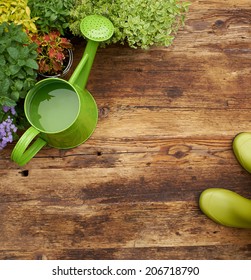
[11,127,47,166]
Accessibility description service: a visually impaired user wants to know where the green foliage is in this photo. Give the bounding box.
[31,31,72,75]
[0,0,38,33]
[28,0,75,35]
[0,22,38,108]
[69,0,190,49]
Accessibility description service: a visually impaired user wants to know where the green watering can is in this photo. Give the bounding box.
[11,15,114,166]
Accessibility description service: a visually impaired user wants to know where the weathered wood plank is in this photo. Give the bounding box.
[1,160,251,205]
[1,244,251,260]
[0,200,250,261]
[0,202,251,251]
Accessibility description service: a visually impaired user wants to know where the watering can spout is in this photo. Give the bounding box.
[69,42,99,91]
[69,15,114,91]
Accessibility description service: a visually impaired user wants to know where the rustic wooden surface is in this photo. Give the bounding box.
[1,0,251,260]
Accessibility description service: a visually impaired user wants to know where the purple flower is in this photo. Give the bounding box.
[0,116,18,150]
[2,106,16,115]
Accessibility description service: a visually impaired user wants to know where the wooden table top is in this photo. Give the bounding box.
[1,0,251,260]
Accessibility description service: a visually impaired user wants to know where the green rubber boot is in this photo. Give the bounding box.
[233,132,251,173]
[199,188,251,228]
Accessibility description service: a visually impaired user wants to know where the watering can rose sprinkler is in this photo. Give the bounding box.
[11,15,114,166]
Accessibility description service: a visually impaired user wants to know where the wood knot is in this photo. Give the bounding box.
[214,20,225,28]
[165,87,183,99]
[212,20,227,34]
[165,145,191,159]
[99,107,110,118]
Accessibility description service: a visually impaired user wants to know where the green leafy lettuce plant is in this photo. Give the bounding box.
[0,22,38,108]
[0,0,38,33]
[69,0,190,49]
[28,0,75,35]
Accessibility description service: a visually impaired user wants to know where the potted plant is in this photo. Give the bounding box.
[0,22,38,150]
[31,30,73,78]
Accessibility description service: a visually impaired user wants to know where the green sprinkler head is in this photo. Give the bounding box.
[80,15,114,42]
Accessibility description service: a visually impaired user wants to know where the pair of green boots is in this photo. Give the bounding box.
[199,132,251,228]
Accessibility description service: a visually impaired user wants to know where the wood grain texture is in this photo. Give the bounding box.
[1,0,251,259]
